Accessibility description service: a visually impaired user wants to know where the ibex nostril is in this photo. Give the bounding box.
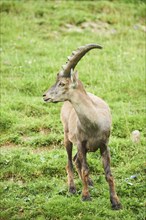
[43,94,46,97]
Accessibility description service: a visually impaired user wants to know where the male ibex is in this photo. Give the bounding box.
[43,44,121,210]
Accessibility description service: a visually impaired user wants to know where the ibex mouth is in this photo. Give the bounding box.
[43,97,52,102]
[43,97,58,103]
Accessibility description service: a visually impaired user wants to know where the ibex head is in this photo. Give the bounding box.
[43,69,79,103]
[43,44,102,103]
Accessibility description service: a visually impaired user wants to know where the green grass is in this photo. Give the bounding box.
[0,0,145,219]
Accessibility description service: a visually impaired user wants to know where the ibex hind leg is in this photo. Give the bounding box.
[100,145,122,210]
[73,152,93,187]
[76,141,92,201]
[64,136,76,194]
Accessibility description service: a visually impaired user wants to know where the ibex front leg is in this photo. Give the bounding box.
[64,136,76,194]
[100,145,122,210]
[78,141,91,201]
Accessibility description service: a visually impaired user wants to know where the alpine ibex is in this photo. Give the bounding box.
[43,44,121,210]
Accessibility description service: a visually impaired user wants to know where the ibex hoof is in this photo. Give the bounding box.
[69,186,76,194]
[112,203,122,210]
[82,195,92,201]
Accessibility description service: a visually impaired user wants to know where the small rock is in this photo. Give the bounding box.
[131,130,140,143]
[19,208,24,212]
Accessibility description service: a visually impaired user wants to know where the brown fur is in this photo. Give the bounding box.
[43,74,121,209]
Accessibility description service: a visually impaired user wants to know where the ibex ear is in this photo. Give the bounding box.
[70,69,78,88]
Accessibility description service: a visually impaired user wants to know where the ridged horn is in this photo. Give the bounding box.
[60,43,102,76]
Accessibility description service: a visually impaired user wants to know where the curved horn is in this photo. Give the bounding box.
[60,43,102,76]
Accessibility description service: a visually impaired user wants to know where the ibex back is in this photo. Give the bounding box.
[43,44,122,210]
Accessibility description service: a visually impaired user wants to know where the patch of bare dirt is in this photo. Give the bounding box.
[0,142,18,151]
[32,142,62,154]
[32,145,58,154]
[64,23,83,33]
[63,21,146,35]
[39,128,51,135]
[63,21,117,35]
[21,135,32,142]
[8,177,24,186]
[32,147,50,154]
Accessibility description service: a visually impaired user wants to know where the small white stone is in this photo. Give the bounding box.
[131,130,140,143]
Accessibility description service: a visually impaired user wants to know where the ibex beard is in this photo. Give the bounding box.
[43,44,122,210]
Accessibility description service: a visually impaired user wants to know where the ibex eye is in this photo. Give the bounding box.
[59,82,65,87]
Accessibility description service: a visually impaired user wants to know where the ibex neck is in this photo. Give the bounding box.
[70,90,98,131]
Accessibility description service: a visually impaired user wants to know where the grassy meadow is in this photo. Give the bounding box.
[0,0,145,219]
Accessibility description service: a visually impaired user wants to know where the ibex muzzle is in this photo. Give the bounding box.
[43,44,122,210]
